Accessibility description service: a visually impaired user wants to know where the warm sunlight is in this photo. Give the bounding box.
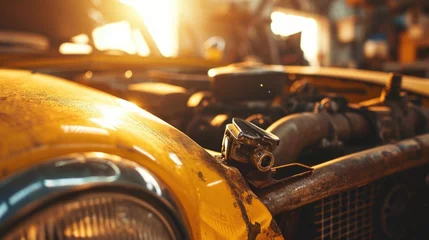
[59,42,93,55]
[91,21,151,56]
[121,0,178,57]
[271,11,319,66]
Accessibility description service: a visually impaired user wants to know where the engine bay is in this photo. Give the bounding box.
[123,63,429,170]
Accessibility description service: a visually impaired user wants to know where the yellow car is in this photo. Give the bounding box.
[2,1,429,240]
[0,69,280,239]
[2,64,429,240]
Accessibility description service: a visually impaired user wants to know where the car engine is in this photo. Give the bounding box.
[129,62,429,161]
[126,62,429,239]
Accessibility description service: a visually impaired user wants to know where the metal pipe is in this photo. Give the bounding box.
[259,133,429,215]
[267,112,370,165]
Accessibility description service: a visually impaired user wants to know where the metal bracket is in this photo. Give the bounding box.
[221,118,279,172]
[245,163,314,188]
[221,118,314,188]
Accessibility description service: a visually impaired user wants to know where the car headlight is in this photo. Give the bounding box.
[0,153,188,240]
[5,193,178,240]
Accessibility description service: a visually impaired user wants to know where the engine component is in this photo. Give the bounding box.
[127,82,189,118]
[221,118,279,172]
[314,96,349,114]
[156,66,429,172]
[245,114,275,129]
[360,72,429,143]
[267,72,429,166]
[186,113,232,150]
[149,70,211,91]
[380,73,403,102]
[286,80,321,113]
[208,62,287,102]
[185,91,287,150]
[187,91,213,108]
[267,112,370,165]
[220,118,314,189]
[289,80,318,97]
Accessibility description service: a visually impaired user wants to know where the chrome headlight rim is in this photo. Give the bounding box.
[0,152,189,240]
[3,188,183,240]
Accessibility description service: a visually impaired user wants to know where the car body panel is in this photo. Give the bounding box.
[0,69,280,239]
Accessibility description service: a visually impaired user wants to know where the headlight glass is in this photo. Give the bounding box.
[4,193,178,240]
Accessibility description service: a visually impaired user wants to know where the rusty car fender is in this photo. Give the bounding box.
[0,69,281,239]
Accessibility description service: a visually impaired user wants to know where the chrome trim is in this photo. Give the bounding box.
[0,152,188,238]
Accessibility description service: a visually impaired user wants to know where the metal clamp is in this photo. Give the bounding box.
[221,118,280,172]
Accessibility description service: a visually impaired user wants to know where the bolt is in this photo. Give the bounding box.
[383,73,403,101]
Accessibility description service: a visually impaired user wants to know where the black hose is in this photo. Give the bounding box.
[267,112,370,165]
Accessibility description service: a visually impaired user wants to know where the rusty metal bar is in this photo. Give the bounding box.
[259,133,429,215]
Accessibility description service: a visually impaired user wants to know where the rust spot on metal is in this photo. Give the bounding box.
[292,198,302,205]
[268,218,283,237]
[259,134,429,215]
[258,219,283,239]
[217,165,259,239]
[248,222,261,240]
[197,171,206,182]
[245,194,253,205]
[197,151,269,238]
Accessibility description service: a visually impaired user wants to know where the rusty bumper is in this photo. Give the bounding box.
[259,133,429,215]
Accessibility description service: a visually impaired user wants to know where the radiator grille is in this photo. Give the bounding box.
[275,168,429,240]
[314,184,379,240]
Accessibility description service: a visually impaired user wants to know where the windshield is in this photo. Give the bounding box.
[0,0,177,57]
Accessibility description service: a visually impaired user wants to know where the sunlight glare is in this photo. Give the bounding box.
[121,0,178,57]
[71,34,90,44]
[92,21,137,54]
[271,11,319,66]
[59,42,93,55]
[90,105,125,130]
